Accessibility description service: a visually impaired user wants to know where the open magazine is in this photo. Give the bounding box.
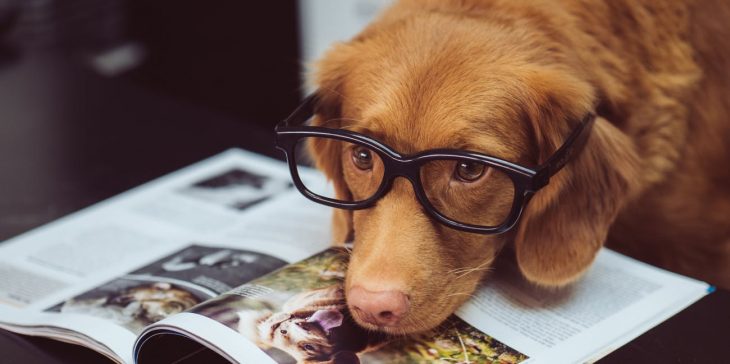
[0,149,712,363]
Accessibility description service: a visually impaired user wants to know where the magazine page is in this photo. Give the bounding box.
[0,149,333,363]
[455,249,711,364]
[136,247,709,364]
[0,242,291,363]
[136,248,528,364]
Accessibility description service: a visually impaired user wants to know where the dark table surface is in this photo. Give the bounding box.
[0,52,728,363]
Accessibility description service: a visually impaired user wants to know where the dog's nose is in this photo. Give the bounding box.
[348,285,409,327]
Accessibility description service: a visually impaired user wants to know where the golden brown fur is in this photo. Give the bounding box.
[307,0,730,334]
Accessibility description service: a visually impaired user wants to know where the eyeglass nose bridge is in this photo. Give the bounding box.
[375,157,431,206]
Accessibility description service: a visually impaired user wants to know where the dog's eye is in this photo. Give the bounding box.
[454,161,486,182]
[351,147,374,170]
[302,343,316,352]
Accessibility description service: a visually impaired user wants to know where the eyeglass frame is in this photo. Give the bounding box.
[274,94,595,235]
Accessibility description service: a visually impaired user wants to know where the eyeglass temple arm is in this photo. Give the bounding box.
[534,113,596,189]
[279,94,318,127]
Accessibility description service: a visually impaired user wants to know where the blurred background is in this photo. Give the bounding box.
[0,0,393,247]
[0,0,391,127]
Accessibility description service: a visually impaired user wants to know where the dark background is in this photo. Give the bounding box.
[0,0,304,241]
[1,0,303,128]
[123,1,302,126]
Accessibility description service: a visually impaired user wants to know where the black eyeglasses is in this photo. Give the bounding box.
[275,94,595,234]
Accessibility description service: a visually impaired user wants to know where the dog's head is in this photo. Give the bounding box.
[307,3,641,334]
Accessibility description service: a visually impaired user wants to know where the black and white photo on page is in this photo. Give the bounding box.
[46,244,288,335]
[178,168,293,211]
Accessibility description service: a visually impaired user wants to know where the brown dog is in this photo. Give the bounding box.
[304,0,730,335]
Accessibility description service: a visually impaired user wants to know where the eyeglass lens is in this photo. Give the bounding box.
[293,136,515,228]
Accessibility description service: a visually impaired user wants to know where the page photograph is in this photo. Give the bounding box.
[178,168,293,212]
[46,244,288,336]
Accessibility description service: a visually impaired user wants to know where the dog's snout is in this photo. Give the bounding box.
[348,285,409,327]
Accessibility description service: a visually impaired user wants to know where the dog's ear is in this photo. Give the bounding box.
[514,70,641,286]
